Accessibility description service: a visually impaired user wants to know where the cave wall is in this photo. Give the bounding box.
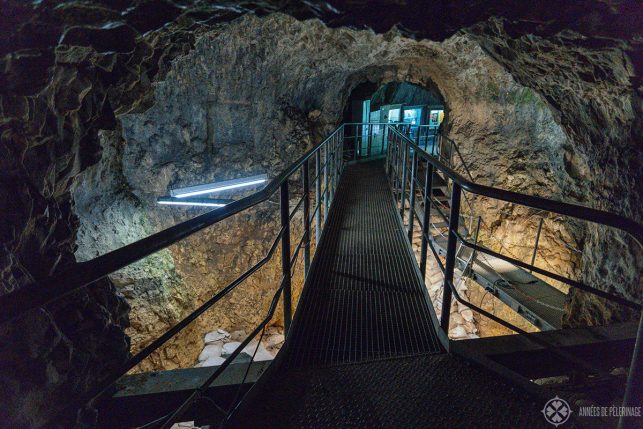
[0,3,234,426]
[0,1,639,427]
[464,18,641,325]
[370,81,444,110]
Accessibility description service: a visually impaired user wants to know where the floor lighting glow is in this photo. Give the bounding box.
[170,174,268,198]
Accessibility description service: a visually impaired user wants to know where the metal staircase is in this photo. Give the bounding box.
[396,126,567,330]
[0,123,640,429]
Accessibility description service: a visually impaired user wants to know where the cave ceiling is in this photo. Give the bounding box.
[2,1,641,95]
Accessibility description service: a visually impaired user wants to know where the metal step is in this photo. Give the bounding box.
[427,235,566,330]
[431,172,448,190]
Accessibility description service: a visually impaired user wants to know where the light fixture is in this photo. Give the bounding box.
[157,197,233,207]
[170,174,268,198]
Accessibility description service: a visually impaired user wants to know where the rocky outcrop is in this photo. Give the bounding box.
[0,2,250,426]
[464,18,641,326]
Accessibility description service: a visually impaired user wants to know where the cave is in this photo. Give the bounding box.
[0,2,641,429]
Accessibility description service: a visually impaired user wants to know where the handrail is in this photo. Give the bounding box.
[4,123,634,322]
[385,124,641,412]
[0,125,344,325]
[402,129,640,308]
[385,125,641,312]
[22,123,345,428]
[52,224,287,425]
[387,126,643,246]
[454,230,641,310]
[160,276,287,429]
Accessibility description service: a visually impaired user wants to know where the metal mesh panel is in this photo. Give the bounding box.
[285,160,441,368]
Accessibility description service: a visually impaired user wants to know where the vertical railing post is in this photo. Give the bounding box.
[385,127,390,173]
[441,183,462,333]
[315,150,321,245]
[324,142,329,222]
[399,140,408,218]
[367,123,372,158]
[336,131,342,184]
[353,124,359,161]
[333,132,338,198]
[329,134,334,203]
[473,216,481,246]
[339,129,344,172]
[467,216,482,276]
[392,129,399,186]
[302,160,311,278]
[419,161,434,277]
[407,150,417,242]
[340,125,346,160]
[333,132,339,196]
[336,132,340,187]
[448,139,454,168]
[382,127,391,172]
[280,181,293,336]
[392,129,398,188]
[530,217,544,272]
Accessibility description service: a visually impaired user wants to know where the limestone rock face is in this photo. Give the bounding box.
[0,2,237,426]
[0,1,640,427]
[465,18,641,326]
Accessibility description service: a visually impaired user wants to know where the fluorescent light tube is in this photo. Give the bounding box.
[170,174,268,198]
[157,196,233,207]
[158,201,226,207]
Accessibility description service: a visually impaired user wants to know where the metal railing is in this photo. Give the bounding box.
[0,125,348,428]
[0,122,641,427]
[384,124,642,422]
[385,125,641,311]
[411,125,565,277]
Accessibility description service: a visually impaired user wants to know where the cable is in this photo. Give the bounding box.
[198,395,229,419]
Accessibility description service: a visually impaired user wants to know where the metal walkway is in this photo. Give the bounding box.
[5,123,639,429]
[225,161,549,428]
[285,160,442,367]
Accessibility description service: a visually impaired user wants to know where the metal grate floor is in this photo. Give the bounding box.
[228,353,553,429]
[224,161,555,429]
[284,160,442,368]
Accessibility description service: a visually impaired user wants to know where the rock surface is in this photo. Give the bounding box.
[463,18,641,326]
[195,328,282,368]
[0,1,640,427]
